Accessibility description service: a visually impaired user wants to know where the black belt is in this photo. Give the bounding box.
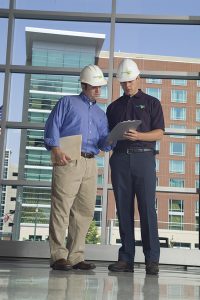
[81,152,94,159]
[114,148,158,154]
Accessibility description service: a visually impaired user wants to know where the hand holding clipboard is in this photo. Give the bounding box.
[107,120,142,144]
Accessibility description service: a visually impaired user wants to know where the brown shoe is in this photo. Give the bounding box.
[52,259,72,271]
[73,261,96,270]
[146,262,159,275]
[108,261,134,272]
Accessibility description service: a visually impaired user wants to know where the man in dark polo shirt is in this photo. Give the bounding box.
[107,58,165,275]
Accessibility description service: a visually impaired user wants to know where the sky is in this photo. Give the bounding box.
[0,0,200,164]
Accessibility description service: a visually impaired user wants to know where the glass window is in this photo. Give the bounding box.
[196,91,200,104]
[195,162,199,175]
[96,195,102,208]
[171,80,187,86]
[197,80,200,87]
[195,200,199,231]
[16,0,111,13]
[0,73,4,107]
[97,102,107,112]
[97,174,104,185]
[171,90,187,103]
[0,19,8,64]
[169,199,184,212]
[169,215,183,230]
[169,178,185,188]
[195,144,200,157]
[169,199,184,230]
[170,124,186,138]
[170,107,186,120]
[146,78,162,84]
[156,141,160,151]
[195,180,199,189]
[146,88,161,100]
[170,142,185,156]
[196,109,200,122]
[96,156,104,168]
[156,159,159,172]
[169,160,185,174]
[100,85,108,99]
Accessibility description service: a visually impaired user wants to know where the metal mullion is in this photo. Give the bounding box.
[115,14,200,25]
[101,0,116,245]
[0,0,15,183]
[0,8,9,18]
[13,9,111,22]
[0,0,15,236]
[9,9,200,26]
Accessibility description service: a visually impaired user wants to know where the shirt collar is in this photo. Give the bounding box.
[123,89,142,100]
[80,92,96,105]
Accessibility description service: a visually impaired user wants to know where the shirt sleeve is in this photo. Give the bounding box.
[44,98,67,150]
[97,113,112,152]
[151,99,165,131]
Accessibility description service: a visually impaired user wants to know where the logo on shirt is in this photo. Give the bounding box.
[136,105,145,109]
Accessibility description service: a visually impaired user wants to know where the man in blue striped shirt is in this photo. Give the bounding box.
[44,65,110,271]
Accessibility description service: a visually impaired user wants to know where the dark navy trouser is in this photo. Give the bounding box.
[110,151,160,266]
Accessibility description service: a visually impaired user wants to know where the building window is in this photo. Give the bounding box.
[146,78,162,84]
[195,162,199,175]
[169,178,185,188]
[169,160,185,174]
[97,102,107,112]
[195,180,199,189]
[197,80,200,87]
[171,79,187,86]
[146,88,161,100]
[170,107,186,120]
[96,195,102,208]
[156,177,159,186]
[171,90,187,103]
[156,159,159,172]
[97,174,104,185]
[195,144,200,157]
[94,211,102,227]
[155,198,158,213]
[170,142,185,156]
[196,109,200,122]
[156,141,160,151]
[100,85,108,99]
[195,200,199,231]
[96,156,104,167]
[196,91,200,104]
[170,124,186,139]
[169,199,184,230]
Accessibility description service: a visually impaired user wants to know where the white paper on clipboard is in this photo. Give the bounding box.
[51,135,82,162]
[107,120,142,143]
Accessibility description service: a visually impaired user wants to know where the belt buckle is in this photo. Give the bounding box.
[126,148,133,154]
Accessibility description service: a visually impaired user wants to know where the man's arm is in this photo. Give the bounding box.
[123,128,164,142]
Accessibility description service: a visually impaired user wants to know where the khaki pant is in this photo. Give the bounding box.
[49,157,97,265]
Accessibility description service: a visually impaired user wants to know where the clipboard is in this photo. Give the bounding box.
[107,120,142,143]
[51,135,82,162]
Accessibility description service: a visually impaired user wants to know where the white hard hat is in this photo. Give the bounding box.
[80,64,107,86]
[116,58,140,82]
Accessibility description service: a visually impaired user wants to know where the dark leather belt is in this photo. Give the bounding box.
[81,152,94,159]
[114,148,157,154]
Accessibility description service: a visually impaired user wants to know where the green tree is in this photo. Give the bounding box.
[85,220,100,244]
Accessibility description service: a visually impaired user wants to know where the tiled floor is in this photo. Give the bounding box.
[0,259,200,299]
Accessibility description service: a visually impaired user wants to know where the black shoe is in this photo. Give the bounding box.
[145,262,159,275]
[73,261,96,270]
[52,259,72,271]
[108,261,134,272]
